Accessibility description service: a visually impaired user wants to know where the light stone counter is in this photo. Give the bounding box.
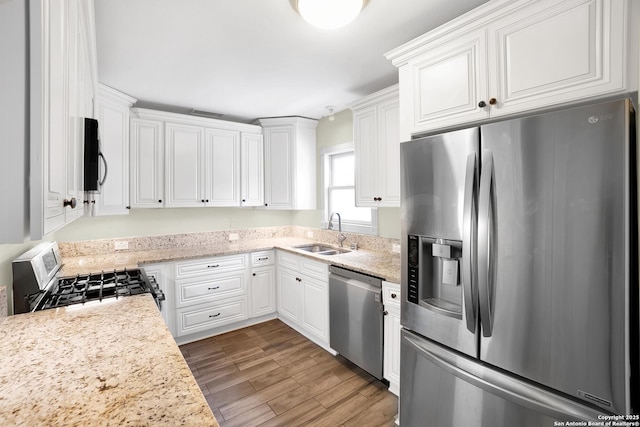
[61,237,402,284]
[0,295,218,426]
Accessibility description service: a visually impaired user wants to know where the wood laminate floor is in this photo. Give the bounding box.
[179,319,398,427]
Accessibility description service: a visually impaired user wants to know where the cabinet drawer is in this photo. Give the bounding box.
[383,281,401,308]
[175,253,248,278]
[252,250,275,267]
[176,296,248,337]
[176,271,247,308]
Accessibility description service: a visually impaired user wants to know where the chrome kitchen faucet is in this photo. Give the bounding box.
[328,212,347,247]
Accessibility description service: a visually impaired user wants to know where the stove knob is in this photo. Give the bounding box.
[63,198,77,209]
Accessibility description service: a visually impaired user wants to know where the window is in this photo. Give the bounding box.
[321,144,377,235]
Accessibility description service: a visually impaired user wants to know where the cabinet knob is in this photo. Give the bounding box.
[158,199,162,203]
[242,199,246,202]
[252,273,256,276]
[206,199,209,203]
[391,293,397,299]
[264,203,268,207]
[201,199,205,203]
[489,98,497,105]
[383,310,388,316]
[126,206,131,210]
[63,198,77,209]
[478,101,487,108]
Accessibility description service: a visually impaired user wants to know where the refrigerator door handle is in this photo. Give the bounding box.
[478,150,495,337]
[462,152,477,333]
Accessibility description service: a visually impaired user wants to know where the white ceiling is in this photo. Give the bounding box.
[94,0,487,123]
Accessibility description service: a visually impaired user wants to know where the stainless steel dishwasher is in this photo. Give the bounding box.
[329,265,384,381]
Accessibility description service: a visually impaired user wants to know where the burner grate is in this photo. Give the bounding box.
[40,268,155,310]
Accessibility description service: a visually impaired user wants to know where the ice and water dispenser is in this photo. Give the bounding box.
[407,234,463,319]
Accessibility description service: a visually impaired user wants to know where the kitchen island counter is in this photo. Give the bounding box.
[0,294,218,426]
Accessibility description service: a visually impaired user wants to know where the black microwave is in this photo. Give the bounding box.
[84,117,107,192]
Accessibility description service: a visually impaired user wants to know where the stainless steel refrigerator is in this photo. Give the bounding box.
[400,98,638,426]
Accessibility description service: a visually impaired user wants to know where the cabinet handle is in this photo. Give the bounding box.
[208,313,221,318]
[383,310,388,316]
[126,206,131,209]
[296,277,302,282]
[208,286,220,291]
[63,198,77,209]
[478,100,487,108]
[207,264,220,268]
[257,257,268,261]
[391,293,397,299]
[489,98,497,105]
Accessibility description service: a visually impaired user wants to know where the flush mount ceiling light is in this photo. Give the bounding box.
[290,0,370,30]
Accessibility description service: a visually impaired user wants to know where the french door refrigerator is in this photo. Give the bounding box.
[400,98,638,426]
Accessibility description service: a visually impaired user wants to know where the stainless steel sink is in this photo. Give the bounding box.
[293,244,351,256]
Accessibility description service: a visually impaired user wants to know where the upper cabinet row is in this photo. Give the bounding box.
[112,109,317,213]
[386,0,638,137]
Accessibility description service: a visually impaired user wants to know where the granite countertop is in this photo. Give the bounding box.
[61,237,402,283]
[0,295,218,426]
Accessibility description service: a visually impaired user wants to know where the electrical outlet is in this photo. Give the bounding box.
[306,231,314,238]
[391,243,401,254]
[229,233,239,241]
[114,241,129,251]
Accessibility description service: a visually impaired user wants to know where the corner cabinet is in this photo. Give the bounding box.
[350,85,400,208]
[257,117,318,210]
[386,0,636,136]
[92,84,136,216]
[30,0,98,239]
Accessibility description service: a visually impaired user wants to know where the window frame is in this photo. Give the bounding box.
[320,143,378,235]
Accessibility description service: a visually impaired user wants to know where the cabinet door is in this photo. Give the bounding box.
[130,119,164,208]
[277,268,302,324]
[240,133,264,207]
[205,128,240,206]
[251,266,276,317]
[402,27,490,134]
[264,126,293,208]
[301,275,329,344]
[376,99,401,207]
[165,122,205,207]
[384,305,401,396]
[488,0,626,117]
[43,0,69,234]
[94,97,130,215]
[354,107,379,207]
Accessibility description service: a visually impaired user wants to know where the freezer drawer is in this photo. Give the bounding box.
[400,330,606,427]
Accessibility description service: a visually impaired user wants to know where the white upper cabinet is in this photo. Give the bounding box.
[205,128,241,207]
[240,133,265,207]
[30,0,98,239]
[165,122,206,207]
[386,0,637,136]
[93,84,136,216]
[350,85,401,208]
[257,117,318,210]
[131,109,263,209]
[130,116,164,208]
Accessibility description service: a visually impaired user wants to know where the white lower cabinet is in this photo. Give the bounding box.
[383,281,401,396]
[174,253,250,338]
[250,251,276,317]
[276,250,331,351]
